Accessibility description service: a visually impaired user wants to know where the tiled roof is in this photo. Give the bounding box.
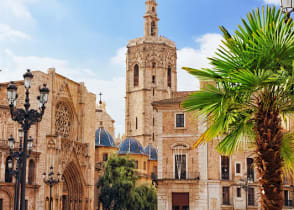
[152,91,195,105]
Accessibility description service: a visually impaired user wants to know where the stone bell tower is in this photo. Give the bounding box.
[125,0,177,146]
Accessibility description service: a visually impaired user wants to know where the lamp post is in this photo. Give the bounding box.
[281,0,294,21]
[239,174,254,210]
[7,129,27,210]
[43,166,61,210]
[7,69,49,210]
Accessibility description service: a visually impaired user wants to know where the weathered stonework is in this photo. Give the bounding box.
[0,68,96,210]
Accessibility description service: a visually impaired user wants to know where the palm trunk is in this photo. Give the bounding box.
[254,92,283,210]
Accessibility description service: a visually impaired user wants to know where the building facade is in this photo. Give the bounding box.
[0,68,96,210]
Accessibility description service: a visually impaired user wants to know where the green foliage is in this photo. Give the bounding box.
[97,155,157,210]
[182,6,294,173]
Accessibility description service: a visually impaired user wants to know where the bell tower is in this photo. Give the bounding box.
[125,0,177,147]
[144,0,159,37]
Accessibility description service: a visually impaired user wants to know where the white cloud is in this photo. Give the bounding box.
[0,24,30,41]
[263,0,280,5]
[0,0,37,20]
[111,47,127,67]
[177,33,223,91]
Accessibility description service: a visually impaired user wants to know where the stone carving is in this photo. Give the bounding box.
[55,102,73,138]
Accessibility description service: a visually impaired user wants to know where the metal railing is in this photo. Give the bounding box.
[284,200,292,207]
[157,172,200,180]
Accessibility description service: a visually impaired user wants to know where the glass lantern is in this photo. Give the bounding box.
[8,135,15,150]
[23,69,34,89]
[7,82,17,106]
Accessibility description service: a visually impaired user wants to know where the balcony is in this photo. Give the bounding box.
[157,172,200,181]
[284,200,292,207]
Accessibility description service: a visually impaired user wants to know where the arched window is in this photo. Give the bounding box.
[151,21,155,36]
[152,7,155,12]
[134,64,139,87]
[5,156,13,183]
[28,159,35,185]
[168,66,172,87]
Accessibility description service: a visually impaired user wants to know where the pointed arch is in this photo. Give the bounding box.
[62,161,84,210]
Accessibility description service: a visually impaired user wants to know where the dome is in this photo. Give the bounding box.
[118,138,145,155]
[95,127,116,147]
[144,144,158,160]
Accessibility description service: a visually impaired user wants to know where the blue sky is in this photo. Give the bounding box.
[0,0,280,136]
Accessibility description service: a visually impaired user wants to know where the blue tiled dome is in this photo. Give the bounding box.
[118,138,145,155]
[144,144,158,160]
[95,127,116,147]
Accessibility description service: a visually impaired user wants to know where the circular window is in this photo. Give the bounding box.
[55,102,73,138]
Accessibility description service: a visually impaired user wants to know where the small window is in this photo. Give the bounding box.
[144,161,146,170]
[284,190,291,206]
[152,7,155,12]
[136,117,138,130]
[153,88,155,96]
[221,156,230,180]
[28,159,35,185]
[134,64,139,87]
[168,66,172,87]
[134,160,138,169]
[152,133,155,142]
[236,163,241,174]
[248,188,254,206]
[153,117,155,126]
[237,188,241,198]
[99,121,103,126]
[0,199,3,210]
[247,158,254,181]
[25,200,28,210]
[5,156,13,183]
[176,114,185,128]
[152,75,156,84]
[222,187,230,205]
[151,21,155,36]
[152,62,156,68]
[103,153,108,162]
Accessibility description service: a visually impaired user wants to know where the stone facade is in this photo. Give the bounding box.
[0,68,96,210]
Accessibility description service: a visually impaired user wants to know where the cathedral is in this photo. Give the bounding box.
[0,0,294,210]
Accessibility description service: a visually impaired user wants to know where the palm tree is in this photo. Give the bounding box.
[182,6,294,210]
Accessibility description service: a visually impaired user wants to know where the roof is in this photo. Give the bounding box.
[152,91,195,106]
[95,127,116,147]
[118,138,145,155]
[144,144,158,160]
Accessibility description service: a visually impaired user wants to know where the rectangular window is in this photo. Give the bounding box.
[237,188,241,198]
[136,117,138,130]
[284,190,292,206]
[144,161,146,170]
[0,199,3,210]
[134,160,138,169]
[247,158,254,181]
[222,187,230,205]
[221,156,230,180]
[152,75,156,84]
[25,200,28,210]
[248,188,254,206]
[175,154,186,179]
[236,163,241,174]
[176,114,185,128]
[103,153,108,162]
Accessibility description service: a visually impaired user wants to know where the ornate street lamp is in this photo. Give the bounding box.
[8,129,25,210]
[43,166,61,210]
[7,69,49,210]
[281,0,294,21]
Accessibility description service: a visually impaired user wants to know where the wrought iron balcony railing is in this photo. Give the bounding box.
[157,172,200,180]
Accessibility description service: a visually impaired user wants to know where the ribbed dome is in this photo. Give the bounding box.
[144,144,158,160]
[95,127,116,147]
[118,138,145,155]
